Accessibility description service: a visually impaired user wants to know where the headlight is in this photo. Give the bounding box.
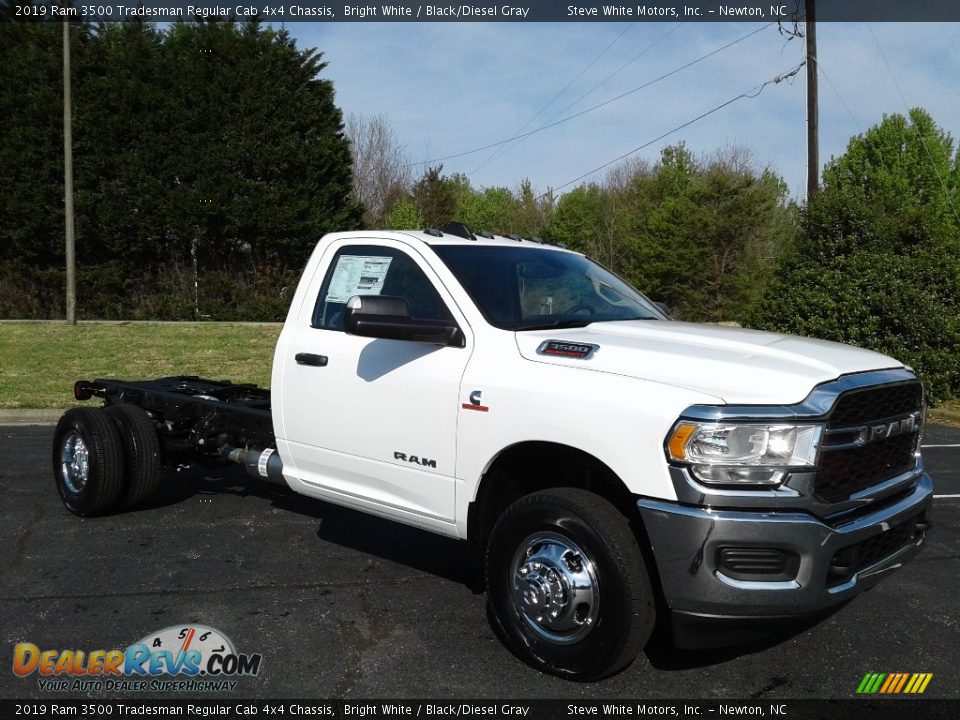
[666,422,823,487]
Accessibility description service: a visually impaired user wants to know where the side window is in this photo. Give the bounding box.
[312,246,454,331]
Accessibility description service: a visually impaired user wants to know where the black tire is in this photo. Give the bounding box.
[52,408,126,517]
[485,487,655,680]
[105,404,162,509]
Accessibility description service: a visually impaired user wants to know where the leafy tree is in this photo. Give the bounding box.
[511,179,554,238]
[546,144,793,321]
[0,19,78,268]
[385,169,554,238]
[623,145,793,320]
[548,184,611,256]
[747,109,960,401]
[0,17,361,319]
[412,165,457,229]
[73,21,169,267]
[385,198,421,229]
[450,177,518,234]
[150,21,361,271]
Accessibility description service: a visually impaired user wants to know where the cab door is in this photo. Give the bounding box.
[275,239,470,530]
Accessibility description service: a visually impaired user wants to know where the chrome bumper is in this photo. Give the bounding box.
[636,473,933,618]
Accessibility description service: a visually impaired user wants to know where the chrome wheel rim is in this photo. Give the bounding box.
[509,531,600,645]
[60,430,90,494]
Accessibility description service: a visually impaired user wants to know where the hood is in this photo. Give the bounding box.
[514,321,902,405]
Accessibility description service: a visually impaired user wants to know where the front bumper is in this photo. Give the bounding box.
[636,473,933,619]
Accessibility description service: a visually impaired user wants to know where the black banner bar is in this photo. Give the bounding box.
[2,699,959,720]
[6,0,960,23]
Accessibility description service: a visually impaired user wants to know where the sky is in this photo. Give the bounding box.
[288,21,959,200]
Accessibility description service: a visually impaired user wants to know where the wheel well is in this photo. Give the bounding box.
[467,442,637,552]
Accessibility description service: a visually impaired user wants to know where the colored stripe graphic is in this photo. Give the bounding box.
[859,673,885,694]
[879,674,896,693]
[906,673,934,693]
[893,673,909,693]
[857,673,932,694]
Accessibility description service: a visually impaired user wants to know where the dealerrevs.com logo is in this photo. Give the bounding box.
[13,625,262,693]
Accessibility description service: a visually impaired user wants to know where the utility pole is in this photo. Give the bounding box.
[805,0,819,201]
[63,16,77,324]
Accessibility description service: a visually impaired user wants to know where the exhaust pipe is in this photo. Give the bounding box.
[225,447,286,486]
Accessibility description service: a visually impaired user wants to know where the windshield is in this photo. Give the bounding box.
[431,244,664,331]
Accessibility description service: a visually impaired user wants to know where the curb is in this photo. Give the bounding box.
[0,409,66,426]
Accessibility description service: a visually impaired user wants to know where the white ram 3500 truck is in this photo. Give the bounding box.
[56,226,933,680]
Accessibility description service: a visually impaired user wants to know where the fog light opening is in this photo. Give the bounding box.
[715,547,800,583]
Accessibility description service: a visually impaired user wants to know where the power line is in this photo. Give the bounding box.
[409,23,774,170]
[867,24,960,226]
[468,23,634,176]
[814,58,861,129]
[537,62,806,200]
[471,22,682,177]
[543,23,683,126]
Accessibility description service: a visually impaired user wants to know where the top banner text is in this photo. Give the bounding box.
[7,0,960,22]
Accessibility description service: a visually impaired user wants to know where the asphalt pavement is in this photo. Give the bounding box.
[1,424,957,700]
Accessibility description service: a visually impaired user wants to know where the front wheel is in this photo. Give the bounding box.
[485,488,655,680]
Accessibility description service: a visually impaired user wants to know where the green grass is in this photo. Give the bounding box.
[0,322,281,409]
[929,398,960,428]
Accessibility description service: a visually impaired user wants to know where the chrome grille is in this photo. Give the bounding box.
[815,381,923,503]
[828,381,923,426]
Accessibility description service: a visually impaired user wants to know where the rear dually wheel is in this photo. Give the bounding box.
[52,408,126,516]
[105,403,162,509]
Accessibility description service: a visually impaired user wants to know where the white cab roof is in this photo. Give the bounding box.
[322,229,576,252]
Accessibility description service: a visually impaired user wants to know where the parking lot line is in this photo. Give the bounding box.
[922,444,960,448]
[933,494,960,499]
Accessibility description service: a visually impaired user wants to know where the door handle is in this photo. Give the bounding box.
[295,352,328,367]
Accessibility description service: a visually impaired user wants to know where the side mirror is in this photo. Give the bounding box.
[343,295,465,347]
[654,301,672,319]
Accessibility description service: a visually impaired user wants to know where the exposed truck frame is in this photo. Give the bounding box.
[72,376,284,481]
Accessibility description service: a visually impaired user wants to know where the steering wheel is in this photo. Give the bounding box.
[564,304,595,316]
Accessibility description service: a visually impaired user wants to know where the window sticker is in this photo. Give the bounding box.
[325,255,393,303]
